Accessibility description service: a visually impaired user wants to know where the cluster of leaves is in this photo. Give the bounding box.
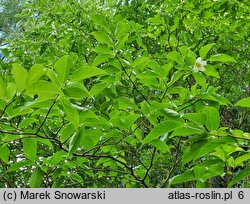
[0,0,25,44]
[0,0,250,188]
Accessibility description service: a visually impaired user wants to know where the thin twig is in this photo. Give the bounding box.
[117,57,151,105]
[0,99,16,119]
[158,138,182,187]
[143,147,156,181]
[36,94,59,134]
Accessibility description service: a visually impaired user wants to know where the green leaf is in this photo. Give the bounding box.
[5,83,16,102]
[30,167,43,188]
[204,65,220,78]
[167,51,182,64]
[0,99,5,110]
[89,83,108,96]
[203,106,220,131]
[192,72,207,87]
[115,32,129,51]
[199,43,214,59]
[27,64,45,86]
[0,78,6,99]
[22,138,37,162]
[195,137,235,160]
[228,167,250,187]
[184,113,206,125]
[52,177,64,188]
[70,173,83,183]
[68,126,84,155]
[10,106,33,117]
[117,97,137,110]
[71,66,108,81]
[199,159,224,180]
[209,54,236,62]
[168,71,184,86]
[92,31,113,46]
[235,97,250,108]
[231,129,244,137]
[91,14,110,31]
[54,55,74,85]
[63,82,91,99]
[110,117,126,130]
[182,137,235,165]
[79,110,98,122]
[0,144,10,163]
[11,63,28,93]
[234,153,250,166]
[114,20,130,40]
[212,93,232,105]
[81,129,102,150]
[24,80,62,100]
[125,113,140,129]
[148,101,172,112]
[1,48,9,57]
[44,151,66,166]
[45,69,60,86]
[147,60,162,75]
[8,160,32,172]
[60,123,75,143]
[193,160,224,182]
[197,93,229,105]
[132,57,149,68]
[169,170,195,185]
[182,140,206,165]
[150,140,169,153]
[92,54,110,67]
[19,118,38,129]
[141,120,183,146]
[193,166,207,180]
[61,98,79,130]
[36,138,54,150]
[170,125,204,138]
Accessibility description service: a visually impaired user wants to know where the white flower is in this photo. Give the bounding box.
[192,57,207,72]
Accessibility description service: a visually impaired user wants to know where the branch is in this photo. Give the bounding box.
[142,147,156,182]
[1,116,150,187]
[210,133,250,142]
[54,140,149,187]
[0,99,16,119]
[36,94,59,134]
[0,160,14,187]
[122,141,148,170]
[80,153,148,187]
[117,57,151,105]
[158,138,182,187]
[177,99,200,112]
[0,128,53,141]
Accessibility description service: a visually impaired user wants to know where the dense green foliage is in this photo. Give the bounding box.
[0,0,25,44]
[0,0,250,188]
